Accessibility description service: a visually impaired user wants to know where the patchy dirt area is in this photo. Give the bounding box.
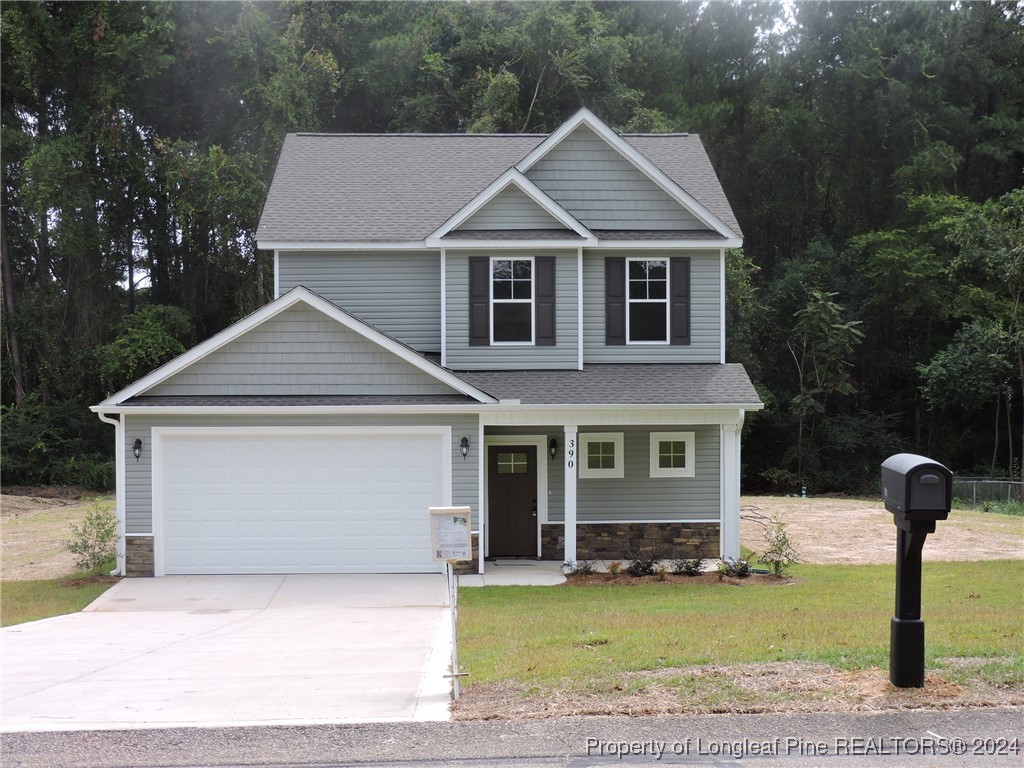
[1,490,114,580]
[741,496,1024,565]
[454,659,1023,720]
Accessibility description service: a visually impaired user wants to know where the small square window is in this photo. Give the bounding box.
[579,433,624,479]
[649,432,695,478]
[497,451,529,474]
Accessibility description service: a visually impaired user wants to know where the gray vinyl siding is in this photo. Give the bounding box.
[446,250,579,369]
[582,250,722,363]
[526,125,703,231]
[278,251,440,351]
[146,305,456,397]
[123,413,479,534]
[545,426,720,523]
[459,186,565,230]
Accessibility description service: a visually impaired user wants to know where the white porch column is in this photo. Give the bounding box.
[564,425,578,563]
[720,422,741,559]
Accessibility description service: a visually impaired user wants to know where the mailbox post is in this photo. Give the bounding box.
[881,453,952,688]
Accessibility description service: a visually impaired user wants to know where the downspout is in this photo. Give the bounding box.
[96,412,126,576]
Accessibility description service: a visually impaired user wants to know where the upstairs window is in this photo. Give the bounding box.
[469,256,556,347]
[605,257,690,347]
[627,258,668,343]
[491,257,533,343]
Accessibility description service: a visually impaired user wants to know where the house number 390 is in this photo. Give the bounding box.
[566,439,575,469]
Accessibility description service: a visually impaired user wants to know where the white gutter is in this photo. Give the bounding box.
[95,412,126,577]
[90,402,765,416]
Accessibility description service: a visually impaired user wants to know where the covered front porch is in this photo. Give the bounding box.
[469,410,746,575]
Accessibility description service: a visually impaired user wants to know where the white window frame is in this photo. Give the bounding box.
[490,255,535,345]
[626,257,670,345]
[579,432,625,479]
[649,431,695,478]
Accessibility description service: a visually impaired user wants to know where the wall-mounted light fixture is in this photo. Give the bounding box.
[133,438,143,462]
[549,437,558,460]
[460,436,470,459]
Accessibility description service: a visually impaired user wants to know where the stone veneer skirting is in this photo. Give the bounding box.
[452,533,480,575]
[541,522,719,561]
[125,535,155,577]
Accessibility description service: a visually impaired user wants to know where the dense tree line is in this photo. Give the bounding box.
[2,1,1022,491]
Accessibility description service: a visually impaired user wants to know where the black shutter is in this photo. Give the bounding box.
[670,256,691,346]
[605,257,625,345]
[535,256,556,346]
[469,257,490,346]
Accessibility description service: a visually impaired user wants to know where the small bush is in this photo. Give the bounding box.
[564,559,596,576]
[65,505,119,573]
[672,557,705,576]
[626,551,661,577]
[655,563,669,581]
[607,561,622,577]
[717,557,751,579]
[758,516,799,577]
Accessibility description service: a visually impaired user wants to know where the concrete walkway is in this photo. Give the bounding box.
[1,575,451,732]
[457,560,567,586]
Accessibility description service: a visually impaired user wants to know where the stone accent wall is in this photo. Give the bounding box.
[452,533,480,575]
[542,523,719,561]
[125,535,155,577]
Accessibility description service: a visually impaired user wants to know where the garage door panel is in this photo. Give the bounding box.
[159,430,448,574]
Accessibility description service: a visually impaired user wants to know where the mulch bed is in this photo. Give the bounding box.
[563,572,796,587]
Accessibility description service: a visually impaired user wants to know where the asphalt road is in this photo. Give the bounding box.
[3,709,1022,768]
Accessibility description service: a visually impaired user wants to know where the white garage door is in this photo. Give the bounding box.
[155,428,450,575]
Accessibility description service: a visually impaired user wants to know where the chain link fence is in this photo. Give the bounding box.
[952,477,1024,507]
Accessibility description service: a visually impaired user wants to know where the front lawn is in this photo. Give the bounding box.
[455,561,1023,717]
[1,575,118,627]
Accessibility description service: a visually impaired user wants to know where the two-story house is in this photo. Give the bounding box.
[93,109,762,577]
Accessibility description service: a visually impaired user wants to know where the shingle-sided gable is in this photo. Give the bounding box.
[145,304,461,398]
[525,124,705,231]
[457,185,566,231]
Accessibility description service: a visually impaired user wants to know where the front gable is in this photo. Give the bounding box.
[458,185,566,231]
[97,287,495,406]
[145,304,459,397]
[525,124,704,231]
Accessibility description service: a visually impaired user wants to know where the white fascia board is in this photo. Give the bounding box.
[515,108,739,240]
[96,286,496,407]
[258,241,429,251]
[426,167,595,242]
[594,238,742,250]
[430,238,595,250]
[91,401,764,417]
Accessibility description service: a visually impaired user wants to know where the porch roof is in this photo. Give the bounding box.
[457,363,761,406]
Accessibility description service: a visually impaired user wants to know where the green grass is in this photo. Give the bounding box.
[457,561,1024,688]
[1,574,117,627]
[953,498,1024,516]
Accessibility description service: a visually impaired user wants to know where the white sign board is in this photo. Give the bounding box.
[429,506,473,562]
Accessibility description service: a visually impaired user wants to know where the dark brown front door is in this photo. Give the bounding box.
[488,445,538,557]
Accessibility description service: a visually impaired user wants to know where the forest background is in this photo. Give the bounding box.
[2,0,1022,494]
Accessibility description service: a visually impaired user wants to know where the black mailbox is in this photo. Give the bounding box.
[881,453,952,527]
[881,452,953,689]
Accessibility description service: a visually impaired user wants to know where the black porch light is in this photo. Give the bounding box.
[460,436,470,459]
[133,438,143,462]
[549,437,558,460]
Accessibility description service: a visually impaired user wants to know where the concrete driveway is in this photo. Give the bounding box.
[1,574,452,732]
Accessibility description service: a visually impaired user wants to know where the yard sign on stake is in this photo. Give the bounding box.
[429,506,472,700]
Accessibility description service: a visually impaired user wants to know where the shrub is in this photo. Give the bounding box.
[564,559,596,576]
[608,561,622,577]
[672,557,705,576]
[626,551,660,577]
[65,505,119,573]
[758,516,799,577]
[656,563,669,581]
[717,557,751,579]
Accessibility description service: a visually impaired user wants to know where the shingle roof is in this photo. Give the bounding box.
[256,132,740,244]
[456,364,761,406]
